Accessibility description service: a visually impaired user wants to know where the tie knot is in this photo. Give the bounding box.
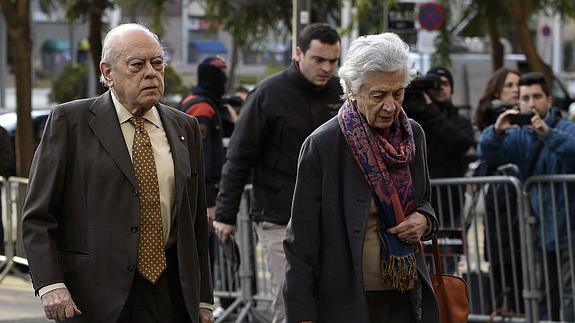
[130,117,145,132]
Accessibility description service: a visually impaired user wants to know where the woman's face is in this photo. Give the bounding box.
[355,70,406,130]
[498,72,520,104]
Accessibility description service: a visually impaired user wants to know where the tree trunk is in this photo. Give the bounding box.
[507,0,554,84]
[0,0,34,177]
[483,2,503,70]
[89,0,107,95]
[226,39,239,91]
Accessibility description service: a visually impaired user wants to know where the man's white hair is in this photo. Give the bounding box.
[99,23,164,87]
[338,32,414,98]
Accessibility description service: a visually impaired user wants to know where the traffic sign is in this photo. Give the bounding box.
[388,3,416,30]
[542,25,551,37]
[418,2,445,32]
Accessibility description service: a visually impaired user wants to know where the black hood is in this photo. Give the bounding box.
[195,57,227,101]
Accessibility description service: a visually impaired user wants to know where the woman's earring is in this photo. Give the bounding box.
[349,94,356,103]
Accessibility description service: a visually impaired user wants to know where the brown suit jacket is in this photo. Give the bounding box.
[21,91,213,322]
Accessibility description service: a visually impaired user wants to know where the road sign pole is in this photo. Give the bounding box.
[0,14,6,109]
[292,0,310,58]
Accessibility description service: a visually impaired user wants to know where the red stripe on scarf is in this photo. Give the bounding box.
[391,192,405,224]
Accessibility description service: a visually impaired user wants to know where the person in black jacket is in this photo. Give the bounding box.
[422,67,475,186]
[405,66,475,273]
[213,23,342,323]
[178,57,226,228]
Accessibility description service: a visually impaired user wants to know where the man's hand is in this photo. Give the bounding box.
[213,221,236,242]
[207,207,216,232]
[41,288,82,321]
[422,92,433,105]
[224,104,239,123]
[387,212,428,244]
[494,109,520,134]
[529,112,550,137]
[199,308,214,323]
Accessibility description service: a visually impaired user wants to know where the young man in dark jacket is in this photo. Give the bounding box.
[213,23,342,323]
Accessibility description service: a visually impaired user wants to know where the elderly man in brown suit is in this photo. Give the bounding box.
[21,23,213,323]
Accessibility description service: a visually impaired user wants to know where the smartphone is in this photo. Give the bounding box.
[508,112,535,125]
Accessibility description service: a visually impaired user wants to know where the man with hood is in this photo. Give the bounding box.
[178,57,227,229]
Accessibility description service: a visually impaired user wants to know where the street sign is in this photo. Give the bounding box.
[418,2,445,32]
[542,25,552,37]
[388,3,415,30]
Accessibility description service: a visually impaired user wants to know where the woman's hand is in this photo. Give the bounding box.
[387,212,428,244]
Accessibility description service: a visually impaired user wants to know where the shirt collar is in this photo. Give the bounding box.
[111,90,162,129]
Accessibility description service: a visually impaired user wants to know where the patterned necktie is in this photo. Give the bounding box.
[130,116,166,283]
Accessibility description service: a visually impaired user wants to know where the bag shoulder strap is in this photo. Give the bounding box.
[432,236,444,284]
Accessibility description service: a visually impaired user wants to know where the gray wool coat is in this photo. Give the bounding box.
[283,116,440,323]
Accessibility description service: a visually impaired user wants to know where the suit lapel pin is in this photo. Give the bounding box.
[180,136,185,141]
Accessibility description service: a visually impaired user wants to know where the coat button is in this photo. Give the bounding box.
[127,265,136,271]
[130,225,138,233]
[133,189,139,197]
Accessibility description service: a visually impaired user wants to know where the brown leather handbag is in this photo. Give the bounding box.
[430,236,469,323]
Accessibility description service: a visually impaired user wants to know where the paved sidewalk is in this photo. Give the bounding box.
[0,274,48,323]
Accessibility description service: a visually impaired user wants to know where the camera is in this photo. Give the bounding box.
[488,100,516,115]
[508,112,534,125]
[403,75,442,113]
[408,74,442,92]
[221,94,244,108]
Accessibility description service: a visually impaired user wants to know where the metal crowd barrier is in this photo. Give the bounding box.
[522,175,575,323]
[429,174,575,323]
[212,185,273,323]
[430,175,528,322]
[0,176,29,283]
[4,173,575,323]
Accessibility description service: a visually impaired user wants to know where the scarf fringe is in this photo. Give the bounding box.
[380,253,418,292]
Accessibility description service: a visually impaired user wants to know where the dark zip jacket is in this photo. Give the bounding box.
[215,61,343,225]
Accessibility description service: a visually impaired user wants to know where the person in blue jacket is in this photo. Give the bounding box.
[478,71,575,321]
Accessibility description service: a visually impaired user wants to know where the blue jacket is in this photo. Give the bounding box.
[478,108,575,250]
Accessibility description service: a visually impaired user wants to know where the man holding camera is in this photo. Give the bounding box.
[404,67,475,239]
[478,72,575,321]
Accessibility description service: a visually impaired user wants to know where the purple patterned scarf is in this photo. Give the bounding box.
[338,99,418,291]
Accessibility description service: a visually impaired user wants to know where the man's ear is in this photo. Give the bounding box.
[100,62,112,83]
[294,46,303,63]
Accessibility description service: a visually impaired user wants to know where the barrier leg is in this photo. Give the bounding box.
[215,188,272,323]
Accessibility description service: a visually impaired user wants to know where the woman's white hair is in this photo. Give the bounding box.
[99,23,165,87]
[338,32,414,98]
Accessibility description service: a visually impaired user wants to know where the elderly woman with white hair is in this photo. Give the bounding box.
[283,33,440,323]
